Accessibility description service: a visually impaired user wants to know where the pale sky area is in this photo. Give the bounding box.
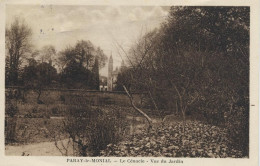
[6,5,170,76]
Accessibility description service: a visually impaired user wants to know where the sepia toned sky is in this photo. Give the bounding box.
[6,5,170,76]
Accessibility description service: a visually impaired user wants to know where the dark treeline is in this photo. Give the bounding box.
[5,18,108,90]
[115,7,249,156]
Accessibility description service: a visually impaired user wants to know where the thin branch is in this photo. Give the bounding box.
[123,85,152,128]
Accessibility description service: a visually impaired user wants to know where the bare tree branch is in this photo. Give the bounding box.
[123,85,152,129]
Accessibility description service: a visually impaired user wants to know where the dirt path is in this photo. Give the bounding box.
[5,140,72,156]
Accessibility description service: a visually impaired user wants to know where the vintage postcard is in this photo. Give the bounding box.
[0,0,258,166]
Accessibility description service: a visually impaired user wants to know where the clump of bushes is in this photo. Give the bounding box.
[226,105,249,157]
[6,102,18,117]
[23,107,50,118]
[63,105,128,156]
[5,102,19,144]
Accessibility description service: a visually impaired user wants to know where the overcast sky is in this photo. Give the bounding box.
[6,5,170,76]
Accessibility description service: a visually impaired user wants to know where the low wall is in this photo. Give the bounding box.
[5,87,146,107]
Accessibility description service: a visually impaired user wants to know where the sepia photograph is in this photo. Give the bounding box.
[4,4,251,159]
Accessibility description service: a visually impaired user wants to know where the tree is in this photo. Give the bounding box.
[74,41,108,69]
[60,60,93,89]
[6,17,32,85]
[95,47,108,69]
[58,40,108,71]
[58,46,75,70]
[114,69,132,91]
[74,40,95,69]
[23,61,58,103]
[122,6,249,155]
[161,6,249,139]
[114,30,162,129]
[92,57,99,90]
[58,40,108,89]
[40,45,56,63]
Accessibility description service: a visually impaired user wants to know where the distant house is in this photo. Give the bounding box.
[99,76,107,91]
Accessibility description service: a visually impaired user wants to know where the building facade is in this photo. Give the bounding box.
[107,55,126,91]
[99,76,108,91]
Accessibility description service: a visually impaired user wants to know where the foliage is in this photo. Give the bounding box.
[5,19,107,89]
[226,104,249,156]
[63,105,128,156]
[101,121,244,158]
[60,60,95,89]
[58,40,107,89]
[114,69,133,91]
[74,40,95,68]
[5,100,19,143]
[120,6,249,156]
[6,101,18,118]
[5,8,249,158]
[23,62,58,85]
[95,47,108,69]
[22,61,58,102]
[58,40,108,70]
[92,57,100,90]
[6,117,64,144]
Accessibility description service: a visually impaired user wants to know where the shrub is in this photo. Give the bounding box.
[5,102,19,143]
[226,105,249,157]
[24,107,50,118]
[6,102,18,117]
[51,107,58,115]
[63,105,128,156]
